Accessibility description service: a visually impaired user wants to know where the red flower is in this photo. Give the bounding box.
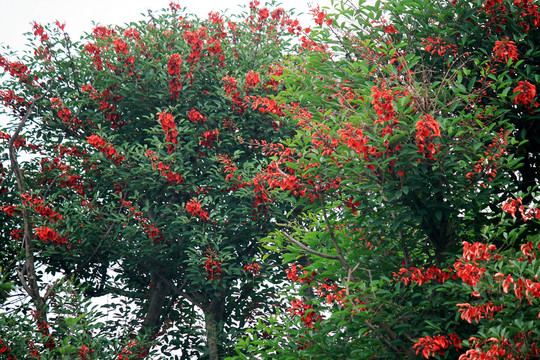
[167,53,183,99]
[158,111,178,153]
[244,263,261,277]
[493,38,519,63]
[245,71,260,89]
[456,302,504,323]
[188,109,206,124]
[502,197,521,217]
[415,114,441,159]
[34,226,67,245]
[513,80,536,106]
[311,7,332,26]
[199,129,219,148]
[413,335,452,358]
[113,38,129,55]
[87,134,125,165]
[186,199,209,221]
[204,252,222,280]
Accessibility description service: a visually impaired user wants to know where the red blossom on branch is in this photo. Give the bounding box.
[493,38,519,63]
[245,71,260,90]
[199,129,219,148]
[244,263,261,278]
[456,302,504,323]
[158,111,178,153]
[415,114,441,160]
[204,251,222,280]
[288,298,321,328]
[186,199,209,221]
[87,134,125,165]
[34,226,67,245]
[188,109,206,124]
[167,53,183,99]
[513,80,537,107]
[413,335,453,358]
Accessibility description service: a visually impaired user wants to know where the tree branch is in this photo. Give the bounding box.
[278,230,339,260]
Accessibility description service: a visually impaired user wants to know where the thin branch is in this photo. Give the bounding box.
[9,95,42,304]
[278,230,339,260]
[320,193,352,273]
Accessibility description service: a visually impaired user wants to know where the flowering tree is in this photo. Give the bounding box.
[231,0,540,359]
[0,2,308,358]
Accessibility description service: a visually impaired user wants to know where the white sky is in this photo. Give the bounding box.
[0,0,333,53]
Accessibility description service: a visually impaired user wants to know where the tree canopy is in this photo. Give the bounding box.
[1,0,539,359]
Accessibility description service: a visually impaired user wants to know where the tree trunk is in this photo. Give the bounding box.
[203,299,224,360]
[138,271,170,357]
[205,313,219,360]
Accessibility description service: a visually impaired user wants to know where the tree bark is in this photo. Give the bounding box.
[205,313,219,360]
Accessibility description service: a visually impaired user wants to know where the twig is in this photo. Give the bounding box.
[278,230,339,260]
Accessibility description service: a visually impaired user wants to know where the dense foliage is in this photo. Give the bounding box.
[1,0,539,359]
[0,2,307,359]
[229,0,540,359]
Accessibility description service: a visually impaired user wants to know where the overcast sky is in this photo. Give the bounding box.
[0,0,333,53]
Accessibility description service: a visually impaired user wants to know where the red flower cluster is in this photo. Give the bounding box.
[310,7,332,26]
[393,265,451,285]
[245,71,260,90]
[495,272,540,304]
[415,114,441,160]
[222,75,237,95]
[0,89,27,118]
[286,264,315,284]
[0,55,31,83]
[222,76,246,113]
[493,38,519,63]
[513,80,537,106]
[34,226,67,245]
[87,134,125,165]
[167,53,183,99]
[51,97,82,129]
[21,193,63,223]
[466,129,508,186]
[422,36,458,57]
[183,27,206,64]
[113,38,129,55]
[316,282,347,305]
[218,154,239,181]
[84,42,104,71]
[454,241,499,287]
[158,111,178,153]
[199,129,219,148]
[0,338,14,359]
[244,262,261,278]
[248,96,285,117]
[186,199,209,221]
[155,162,184,184]
[118,195,163,243]
[92,26,116,40]
[456,302,504,323]
[188,109,206,124]
[458,337,525,360]
[204,252,222,280]
[413,334,461,359]
[288,298,321,328]
[78,345,94,360]
[371,84,397,126]
[338,122,369,158]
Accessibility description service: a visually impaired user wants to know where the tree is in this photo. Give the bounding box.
[0,2,308,358]
[231,0,539,358]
